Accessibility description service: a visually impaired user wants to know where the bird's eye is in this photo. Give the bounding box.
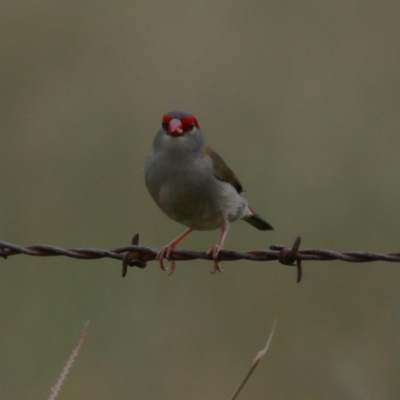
[162,121,168,130]
[190,122,195,129]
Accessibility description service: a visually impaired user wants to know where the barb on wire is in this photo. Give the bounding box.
[1,235,400,283]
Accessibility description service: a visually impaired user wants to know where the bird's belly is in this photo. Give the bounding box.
[157,179,247,231]
[158,182,223,230]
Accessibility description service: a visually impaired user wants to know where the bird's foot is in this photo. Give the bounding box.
[156,245,176,275]
[206,244,224,273]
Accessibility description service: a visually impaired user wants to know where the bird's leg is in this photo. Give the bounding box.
[207,222,229,273]
[156,228,193,274]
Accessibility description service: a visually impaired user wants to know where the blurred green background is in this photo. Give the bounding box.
[1,1,400,399]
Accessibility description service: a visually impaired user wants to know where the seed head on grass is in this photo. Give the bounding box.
[230,320,277,400]
[47,320,90,400]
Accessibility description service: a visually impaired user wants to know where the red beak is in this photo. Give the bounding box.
[167,119,184,136]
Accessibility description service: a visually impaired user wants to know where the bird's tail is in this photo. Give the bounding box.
[243,213,274,231]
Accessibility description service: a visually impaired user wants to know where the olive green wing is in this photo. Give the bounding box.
[203,145,244,194]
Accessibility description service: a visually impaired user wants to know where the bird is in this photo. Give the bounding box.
[144,110,273,273]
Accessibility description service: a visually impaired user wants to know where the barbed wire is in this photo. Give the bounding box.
[1,235,400,282]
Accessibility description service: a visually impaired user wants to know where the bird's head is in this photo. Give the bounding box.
[153,110,205,156]
[162,111,200,136]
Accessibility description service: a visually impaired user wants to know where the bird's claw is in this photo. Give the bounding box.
[210,261,223,274]
[156,246,176,275]
[159,258,177,275]
[207,245,224,274]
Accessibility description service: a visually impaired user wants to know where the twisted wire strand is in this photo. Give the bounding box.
[1,235,399,282]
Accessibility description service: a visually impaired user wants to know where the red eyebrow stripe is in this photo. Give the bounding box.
[162,115,173,124]
[162,115,200,131]
[180,116,200,131]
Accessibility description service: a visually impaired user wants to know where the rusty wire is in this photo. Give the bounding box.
[1,235,400,283]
